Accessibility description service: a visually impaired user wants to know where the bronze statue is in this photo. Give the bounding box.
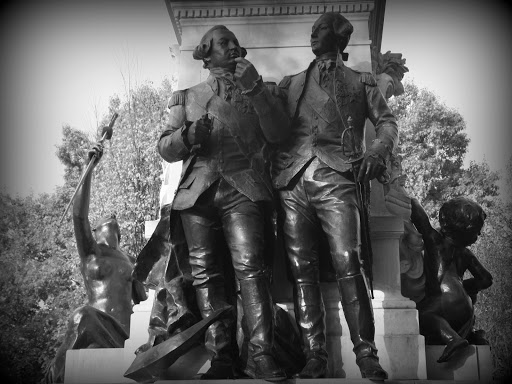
[129,207,305,381]
[272,12,399,380]
[410,197,493,363]
[156,25,290,381]
[45,143,146,383]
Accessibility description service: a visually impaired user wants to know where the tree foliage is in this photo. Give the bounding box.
[0,124,90,382]
[86,79,173,257]
[468,160,512,380]
[0,191,84,383]
[387,81,501,218]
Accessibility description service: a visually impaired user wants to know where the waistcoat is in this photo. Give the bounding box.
[172,77,273,210]
[273,61,378,189]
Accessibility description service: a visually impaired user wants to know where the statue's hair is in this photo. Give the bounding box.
[93,213,122,242]
[315,12,354,53]
[439,197,486,246]
[193,25,247,68]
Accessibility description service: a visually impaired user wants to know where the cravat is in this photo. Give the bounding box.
[317,59,335,89]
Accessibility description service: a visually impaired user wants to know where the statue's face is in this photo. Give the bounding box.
[94,218,120,247]
[310,18,337,56]
[208,28,242,71]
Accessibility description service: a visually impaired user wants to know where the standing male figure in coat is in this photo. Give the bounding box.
[157,25,290,381]
[273,12,399,380]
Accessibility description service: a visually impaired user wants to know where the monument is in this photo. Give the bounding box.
[156,0,426,380]
[62,1,492,382]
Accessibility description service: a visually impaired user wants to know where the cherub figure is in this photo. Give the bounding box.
[410,197,492,363]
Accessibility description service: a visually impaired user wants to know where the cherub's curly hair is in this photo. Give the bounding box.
[193,25,247,69]
[439,197,486,246]
[314,12,354,53]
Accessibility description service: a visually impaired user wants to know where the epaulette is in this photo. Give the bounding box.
[359,72,377,86]
[167,90,186,108]
[278,76,291,89]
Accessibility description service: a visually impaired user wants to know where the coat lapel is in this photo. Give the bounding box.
[288,61,315,119]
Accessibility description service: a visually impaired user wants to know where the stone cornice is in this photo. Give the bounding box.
[168,1,374,35]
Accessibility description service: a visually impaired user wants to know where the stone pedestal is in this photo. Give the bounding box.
[64,348,130,384]
[123,289,156,356]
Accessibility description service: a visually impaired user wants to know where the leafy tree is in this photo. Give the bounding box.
[87,79,174,257]
[0,191,84,383]
[469,158,512,380]
[387,81,474,216]
[0,124,92,382]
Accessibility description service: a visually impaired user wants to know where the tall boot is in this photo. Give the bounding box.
[195,285,235,380]
[295,283,328,378]
[239,277,286,382]
[337,274,388,381]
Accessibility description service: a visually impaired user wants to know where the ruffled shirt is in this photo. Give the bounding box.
[315,52,338,88]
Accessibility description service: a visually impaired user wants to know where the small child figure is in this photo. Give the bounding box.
[411,197,493,363]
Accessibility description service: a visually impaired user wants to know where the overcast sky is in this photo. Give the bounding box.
[1,0,511,197]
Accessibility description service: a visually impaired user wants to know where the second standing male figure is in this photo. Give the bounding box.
[273,12,399,380]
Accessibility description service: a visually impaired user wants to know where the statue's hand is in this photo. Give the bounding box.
[357,153,387,183]
[186,115,212,145]
[88,142,104,164]
[234,57,261,91]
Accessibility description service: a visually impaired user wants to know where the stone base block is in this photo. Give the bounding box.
[321,283,427,380]
[64,348,134,383]
[124,289,155,355]
[64,344,212,383]
[426,345,492,381]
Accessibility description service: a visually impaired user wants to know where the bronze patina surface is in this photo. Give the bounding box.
[139,25,291,381]
[411,197,493,363]
[272,12,399,381]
